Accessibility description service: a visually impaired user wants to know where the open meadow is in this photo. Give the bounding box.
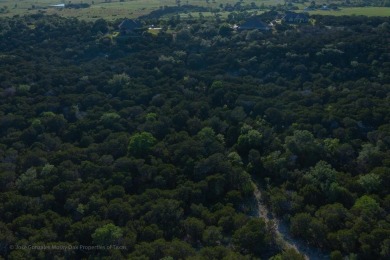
[0,0,274,20]
[305,6,390,16]
[0,0,389,21]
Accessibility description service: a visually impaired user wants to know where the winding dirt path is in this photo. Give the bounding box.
[252,182,330,260]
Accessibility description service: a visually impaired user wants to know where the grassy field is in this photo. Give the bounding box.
[0,0,389,21]
[176,10,267,19]
[305,7,390,17]
[0,0,282,20]
[0,0,180,20]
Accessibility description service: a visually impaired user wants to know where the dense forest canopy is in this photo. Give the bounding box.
[0,11,390,259]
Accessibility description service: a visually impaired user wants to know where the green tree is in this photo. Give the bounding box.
[351,195,382,220]
[330,250,343,260]
[358,173,381,193]
[128,131,157,157]
[196,127,224,156]
[270,248,305,260]
[233,218,270,256]
[237,124,262,155]
[144,199,183,238]
[381,239,390,258]
[183,217,205,241]
[329,229,357,253]
[108,73,131,87]
[218,23,232,36]
[304,161,338,196]
[357,143,383,172]
[315,203,350,231]
[100,112,121,127]
[202,226,223,246]
[290,213,313,239]
[92,223,123,246]
[285,130,322,167]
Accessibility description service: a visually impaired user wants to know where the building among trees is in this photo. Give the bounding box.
[237,16,271,31]
[118,19,142,34]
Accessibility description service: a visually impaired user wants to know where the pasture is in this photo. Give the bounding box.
[305,7,390,17]
[0,0,282,20]
[0,0,389,21]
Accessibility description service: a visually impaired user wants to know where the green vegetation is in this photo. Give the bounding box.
[305,7,390,17]
[127,132,157,157]
[0,0,389,21]
[0,8,390,260]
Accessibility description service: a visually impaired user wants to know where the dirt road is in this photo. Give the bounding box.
[252,183,330,260]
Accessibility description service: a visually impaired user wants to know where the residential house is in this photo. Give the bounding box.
[118,19,142,34]
[49,4,65,8]
[238,16,271,31]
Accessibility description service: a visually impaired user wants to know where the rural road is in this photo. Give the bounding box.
[252,182,330,260]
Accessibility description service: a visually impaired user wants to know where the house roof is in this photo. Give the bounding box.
[238,17,270,31]
[118,19,142,31]
[49,3,65,7]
